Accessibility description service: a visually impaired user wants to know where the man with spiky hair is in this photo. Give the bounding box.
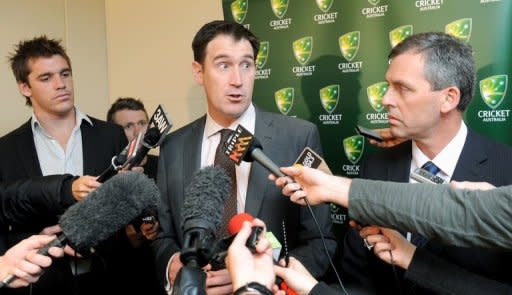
[0,35,129,295]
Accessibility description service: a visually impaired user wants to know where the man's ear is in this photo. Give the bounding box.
[191,61,203,85]
[440,87,460,113]
[18,82,32,98]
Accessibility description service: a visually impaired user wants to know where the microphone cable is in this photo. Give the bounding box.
[302,196,348,295]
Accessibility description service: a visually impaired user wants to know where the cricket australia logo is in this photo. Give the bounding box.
[231,0,248,24]
[366,82,389,124]
[339,31,360,62]
[330,203,347,224]
[271,0,289,19]
[389,25,413,48]
[255,41,271,80]
[293,37,313,65]
[319,85,342,125]
[256,41,269,69]
[342,135,364,176]
[478,75,510,122]
[343,135,364,165]
[269,0,292,30]
[320,84,339,114]
[367,82,387,112]
[480,75,507,109]
[445,18,472,43]
[274,87,294,115]
[362,0,388,18]
[292,37,316,77]
[316,0,334,12]
[314,0,338,24]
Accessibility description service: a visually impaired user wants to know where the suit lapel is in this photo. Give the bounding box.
[388,142,413,182]
[245,109,272,216]
[81,119,98,175]
[452,130,485,180]
[182,117,205,188]
[17,120,43,176]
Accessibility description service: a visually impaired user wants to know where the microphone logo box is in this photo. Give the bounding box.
[148,104,172,147]
[224,124,254,165]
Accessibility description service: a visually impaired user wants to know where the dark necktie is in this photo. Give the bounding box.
[214,129,237,237]
[411,161,441,247]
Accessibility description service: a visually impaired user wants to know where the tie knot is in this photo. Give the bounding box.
[422,161,440,175]
[219,129,233,142]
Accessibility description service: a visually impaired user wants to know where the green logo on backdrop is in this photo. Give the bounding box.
[316,0,334,12]
[320,84,340,114]
[256,41,269,69]
[445,18,472,43]
[389,25,413,48]
[339,31,360,62]
[480,75,508,109]
[343,135,364,164]
[293,37,313,65]
[270,0,289,19]
[367,82,388,112]
[368,0,380,5]
[275,87,294,115]
[231,0,248,24]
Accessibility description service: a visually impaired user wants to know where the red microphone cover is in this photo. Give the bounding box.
[228,213,254,235]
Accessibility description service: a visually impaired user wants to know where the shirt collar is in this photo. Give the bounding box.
[205,103,256,138]
[412,122,468,178]
[31,107,93,133]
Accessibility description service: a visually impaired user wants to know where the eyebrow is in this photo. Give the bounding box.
[212,54,254,62]
[36,68,71,80]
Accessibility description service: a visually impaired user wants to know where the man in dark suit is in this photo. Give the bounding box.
[152,20,336,294]
[0,36,130,295]
[342,32,512,294]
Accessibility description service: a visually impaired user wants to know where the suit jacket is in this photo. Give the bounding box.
[0,117,128,295]
[342,129,512,294]
[152,107,337,284]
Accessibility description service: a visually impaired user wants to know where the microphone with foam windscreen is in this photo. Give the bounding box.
[172,166,231,295]
[179,165,232,268]
[0,171,160,287]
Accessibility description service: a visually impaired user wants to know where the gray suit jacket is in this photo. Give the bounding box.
[152,107,336,283]
[342,128,512,294]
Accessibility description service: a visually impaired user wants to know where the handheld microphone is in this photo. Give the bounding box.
[97,134,142,182]
[172,166,231,295]
[410,168,445,184]
[0,172,160,287]
[223,125,284,178]
[179,165,231,268]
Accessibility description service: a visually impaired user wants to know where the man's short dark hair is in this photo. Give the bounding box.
[8,35,72,106]
[107,97,149,123]
[192,20,260,64]
[389,32,476,111]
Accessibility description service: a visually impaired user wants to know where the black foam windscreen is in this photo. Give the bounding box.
[181,165,231,233]
[59,171,160,253]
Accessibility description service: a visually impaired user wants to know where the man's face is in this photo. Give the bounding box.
[192,34,255,127]
[112,109,148,141]
[382,51,446,140]
[19,55,75,117]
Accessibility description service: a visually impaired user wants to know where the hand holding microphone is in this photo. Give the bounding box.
[226,218,275,292]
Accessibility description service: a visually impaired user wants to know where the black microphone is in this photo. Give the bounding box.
[0,172,160,287]
[179,165,231,268]
[124,127,161,168]
[223,124,285,177]
[172,166,231,295]
[97,135,142,182]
